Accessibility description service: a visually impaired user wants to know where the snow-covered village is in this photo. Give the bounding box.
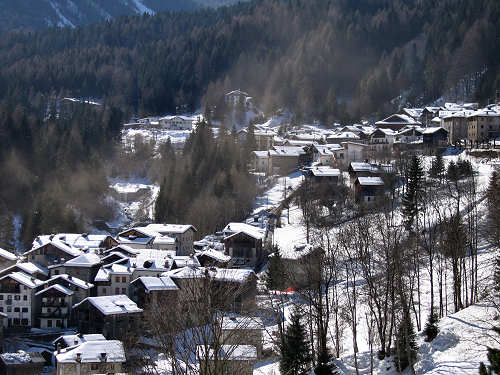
[0,1,499,375]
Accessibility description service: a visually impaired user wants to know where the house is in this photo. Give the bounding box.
[225,90,251,107]
[35,284,73,329]
[220,315,264,358]
[94,259,134,297]
[0,250,17,272]
[395,126,423,144]
[339,142,368,166]
[0,351,45,375]
[422,127,448,147]
[196,249,231,268]
[400,108,423,121]
[251,151,271,174]
[54,339,126,375]
[369,128,395,153]
[43,274,93,305]
[116,227,177,251]
[311,144,343,165]
[375,114,421,131]
[158,115,195,130]
[48,253,102,284]
[276,244,324,288]
[140,224,197,256]
[31,233,107,252]
[53,333,106,350]
[0,262,49,281]
[24,239,82,267]
[254,129,277,151]
[326,131,360,144]
[269,146,307,175]
[72,295,143,340]
[129,276,179,309]
[305,166,341,184]
[222,223,265,268]
[198,345,257,375]
[442,111,472,145]
[421,107,441,126]
[0,272,44,329]
[467,109,500,145]
[354,176,385,203]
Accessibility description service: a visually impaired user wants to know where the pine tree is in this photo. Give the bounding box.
[479,362,488,375]
[280,307,312,375]
[423,309,439,342]
[315,347,337,375]
[486,170,500,247]
[402,155,425,231]
[428,153,444,179]
[266,247,284,290]
[394,314,418,372]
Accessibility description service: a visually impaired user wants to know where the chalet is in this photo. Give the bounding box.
[400,108,423,121]
[276,244,324,288]
[222,223,265,268]
[421,107,441,126]
[422,127,448,147]
[375,114,421,131]
[0,351,45,375]
[305,166,341,184]
[354,176,385,203]
[254,129,277,150]
[54,339,126,375]
[129,276,179,309]
[326,131,360,144]
[311,144,343,165]
[24,239,82,267]
[140,224,197,255]
[35,284,73,329]
[198,345,257,375]
[348,162,377,181]
[0,272,44,329]
[0,249,17,271]
[225,90,251,107]
[49,253,102,283]
[395,126,423,144]
[42,274,93,305]
[94,260,134,297]
[31,233,107,252]
[196,249,231,268]
[0,262,48,281]
[467,108,500,144]
[369,128,395,153]
[73,295,143,340]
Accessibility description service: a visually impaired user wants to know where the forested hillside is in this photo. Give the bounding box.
[0,0,249,32]
[0,0,498,123]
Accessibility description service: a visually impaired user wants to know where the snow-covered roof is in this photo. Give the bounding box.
[63,253,101,268]
[95,262,133,282]
[172,255,201,268]
[221,315,264,330]
[105,245,140,256]
[349,162,373,172]
[53,333,106,347]
[73,295,142,316]
[467,108,500,118]
[210,268,255,283]
[356,177,384,186]
[131,276,179,291]
[223,222,264,240]
[402,108,423,118]
[48,274,93,289]
[278,243,317,260]
[28,236,83,258]
[152,236,176,246]
[0,248,17,261]
[423,127,447,134]
[142,224,197,235]
[270,146,306,157]
[310,167,341,177]
[327,132,360,140]
[252,150,269,158]
[2,262,49,277]
[197,249,231,263]
[198,345,257,361]
[0,351,44,365]
[0,272,43,289]
[35,284,73,296]
[225,89,249,97]
[55,340,126,363]
[375,114,421,126]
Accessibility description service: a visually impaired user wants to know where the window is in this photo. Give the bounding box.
[47,319,52,328]
[122,288,126,294]
[102,288,107,295]
[54,270,60,275]
[91,364,99,370]
[21,319,28,326]
[22,308,28,313]
[122,276,126,283]
[13,318,19,326]
[14,295,20,301]
[23,295,27,301]
[115,276,120,283]
[7,307,11,312]
[14,307,19,312]
[0,295,3,300]
[7,295,12,300]
[115,288,119,294]
[0,307,3,312]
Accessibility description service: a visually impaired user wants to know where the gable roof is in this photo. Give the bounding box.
[223,222,264,240]
[73,295,142,316]
[0,249,17,261]
[35,284,73,296]
[53,333,106,347]
[356,176,384,186]
[142,223,197,235]
[0,262,48,277]
[47,274,93,289]
[63,253,101,268]
[310,167,341,177]
[130,276,179,291]
[0,272,44,289]
[375,113,420,126]
[55,340,125,363]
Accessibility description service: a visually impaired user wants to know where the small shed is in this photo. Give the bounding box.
[0,351,45,375]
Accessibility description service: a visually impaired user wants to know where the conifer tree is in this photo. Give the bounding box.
[423,309,439,342]
[394,314,418,372]
[402,155,425,231]
[266,247,284,290]
[280,307,312,375]
[315,347,337,375]
[486,170,500,247]
[428,153,444,179]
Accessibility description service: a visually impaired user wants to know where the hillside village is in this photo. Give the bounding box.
[0,95,498,374]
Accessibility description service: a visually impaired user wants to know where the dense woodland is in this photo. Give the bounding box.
[0,0,498,123]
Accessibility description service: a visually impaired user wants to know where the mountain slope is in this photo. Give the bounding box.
[0,0,248,32]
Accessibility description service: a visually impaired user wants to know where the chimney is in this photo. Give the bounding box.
[57,343,61,354]
[76,353,81,363]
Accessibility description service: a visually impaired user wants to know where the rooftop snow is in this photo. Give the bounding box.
[131,276,179,291]
[0,272,43,289]
[223,222,264,240]
[221,315,264,330]
[35,284,73,296]
[357,176,384,186]
[0,248,17,261]
[143,224,197,234]
[55,340,125,363]
[310,167,341,177]
[73,295,142,316]
[48,274,93,289]
[63,253,101,267]
[53,333,106,347]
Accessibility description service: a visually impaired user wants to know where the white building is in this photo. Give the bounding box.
[159,115,197,130]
